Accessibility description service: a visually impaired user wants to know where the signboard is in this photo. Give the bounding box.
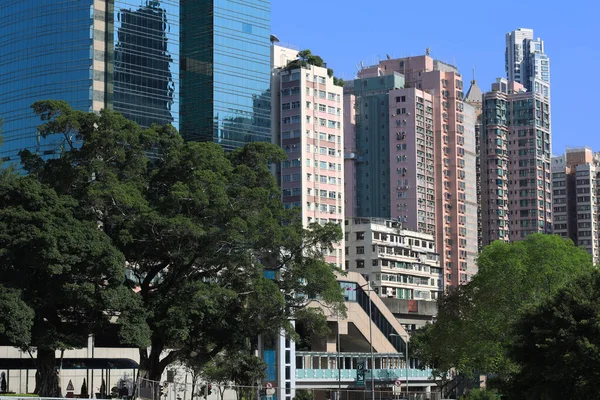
[356,360,365,386]
[265,384,275,400]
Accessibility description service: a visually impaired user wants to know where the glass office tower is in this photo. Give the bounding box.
[0,0,95,162]
[0,0,270,163]
[0,0,179,163]
[180,0,272,151]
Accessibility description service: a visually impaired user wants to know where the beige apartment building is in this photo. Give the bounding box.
[552,147,600,263]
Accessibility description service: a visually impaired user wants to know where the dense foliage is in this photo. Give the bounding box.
[411,234,594,396]
[0,100,345,395]
[0,176,144,396]
[508,270,600,399]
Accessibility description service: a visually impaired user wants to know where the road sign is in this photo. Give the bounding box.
[394,379,402,387]
[356,361,365,386]
[265,382,273,389]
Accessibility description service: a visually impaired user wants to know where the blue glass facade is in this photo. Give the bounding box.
[111,0,179,129]
[0,0,94,162]
[180,0,272,150]
[0,0,180,163]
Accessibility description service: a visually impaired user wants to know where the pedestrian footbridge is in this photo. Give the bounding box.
[295,351,434,389]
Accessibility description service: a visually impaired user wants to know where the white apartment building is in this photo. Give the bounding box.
[345,218,443,301]
[271,44,345,268]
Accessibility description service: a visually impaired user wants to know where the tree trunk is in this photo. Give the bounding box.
[139,344,166,400]
[36,347,61,397]
[139,345,164,382]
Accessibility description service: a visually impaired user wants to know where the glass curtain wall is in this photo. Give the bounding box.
[180,0,271,150]
[0,0,94,162]
[111,0,180,130]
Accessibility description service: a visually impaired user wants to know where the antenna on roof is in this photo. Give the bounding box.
[360,61,365,69]
[425,47,431,56]
[386,54,391,60]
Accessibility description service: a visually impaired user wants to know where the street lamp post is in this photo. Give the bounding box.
[337,314,341,400]
[390,333,409,399]
[366,282,375,400]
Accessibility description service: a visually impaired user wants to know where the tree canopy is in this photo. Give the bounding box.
[0,175,145,396]
[16,100,345,387]
[284,49,344,86]
[411,234,594,395]
[508,269,600,399]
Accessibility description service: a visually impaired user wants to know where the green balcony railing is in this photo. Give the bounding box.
[295,368,433,381]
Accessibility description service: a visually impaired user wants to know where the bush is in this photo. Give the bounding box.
[460,389,500,400]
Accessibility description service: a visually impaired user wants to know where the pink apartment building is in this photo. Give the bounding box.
[271,45,345,269]
[352,55,478,289]
[481,78,552,244]
[344,75,435,235]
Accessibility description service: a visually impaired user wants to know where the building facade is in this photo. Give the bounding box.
[269,44,345,397]
[481,78,552,244]
[505,28,550,91]
[552,148,600,263]
[271,47,345,270]
[352,55,478,288]
[345,218,443,302]
[343,74,436,236]
[464,78,483,252]
[0,0,271,163]
[180,0,272,149]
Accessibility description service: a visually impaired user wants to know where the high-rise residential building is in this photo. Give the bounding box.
[481,78,552,244]
[271,43,345,268]
[349,55,478,289]
[464,76,483,252]
[552,148,600,263]
[343,73,436,235]
[345,217,443,302]
[0,0,271,163]
[269,45,345,395]
[505,28,550,91]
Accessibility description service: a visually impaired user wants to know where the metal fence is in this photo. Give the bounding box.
[135,378,442,400]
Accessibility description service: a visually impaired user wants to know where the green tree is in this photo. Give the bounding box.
[410,287,472,396]
[460,388,500,400]
[412,234,593,394]
[0,285,34,350]
[0,176,147,397]
[294,390,314,400]
[508,270,600,399]
[21,101,345,384]
[201,350,266,400]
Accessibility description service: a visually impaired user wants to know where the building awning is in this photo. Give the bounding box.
[0,358,139,370]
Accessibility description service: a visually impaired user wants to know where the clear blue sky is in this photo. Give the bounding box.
[272,0,599,155]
